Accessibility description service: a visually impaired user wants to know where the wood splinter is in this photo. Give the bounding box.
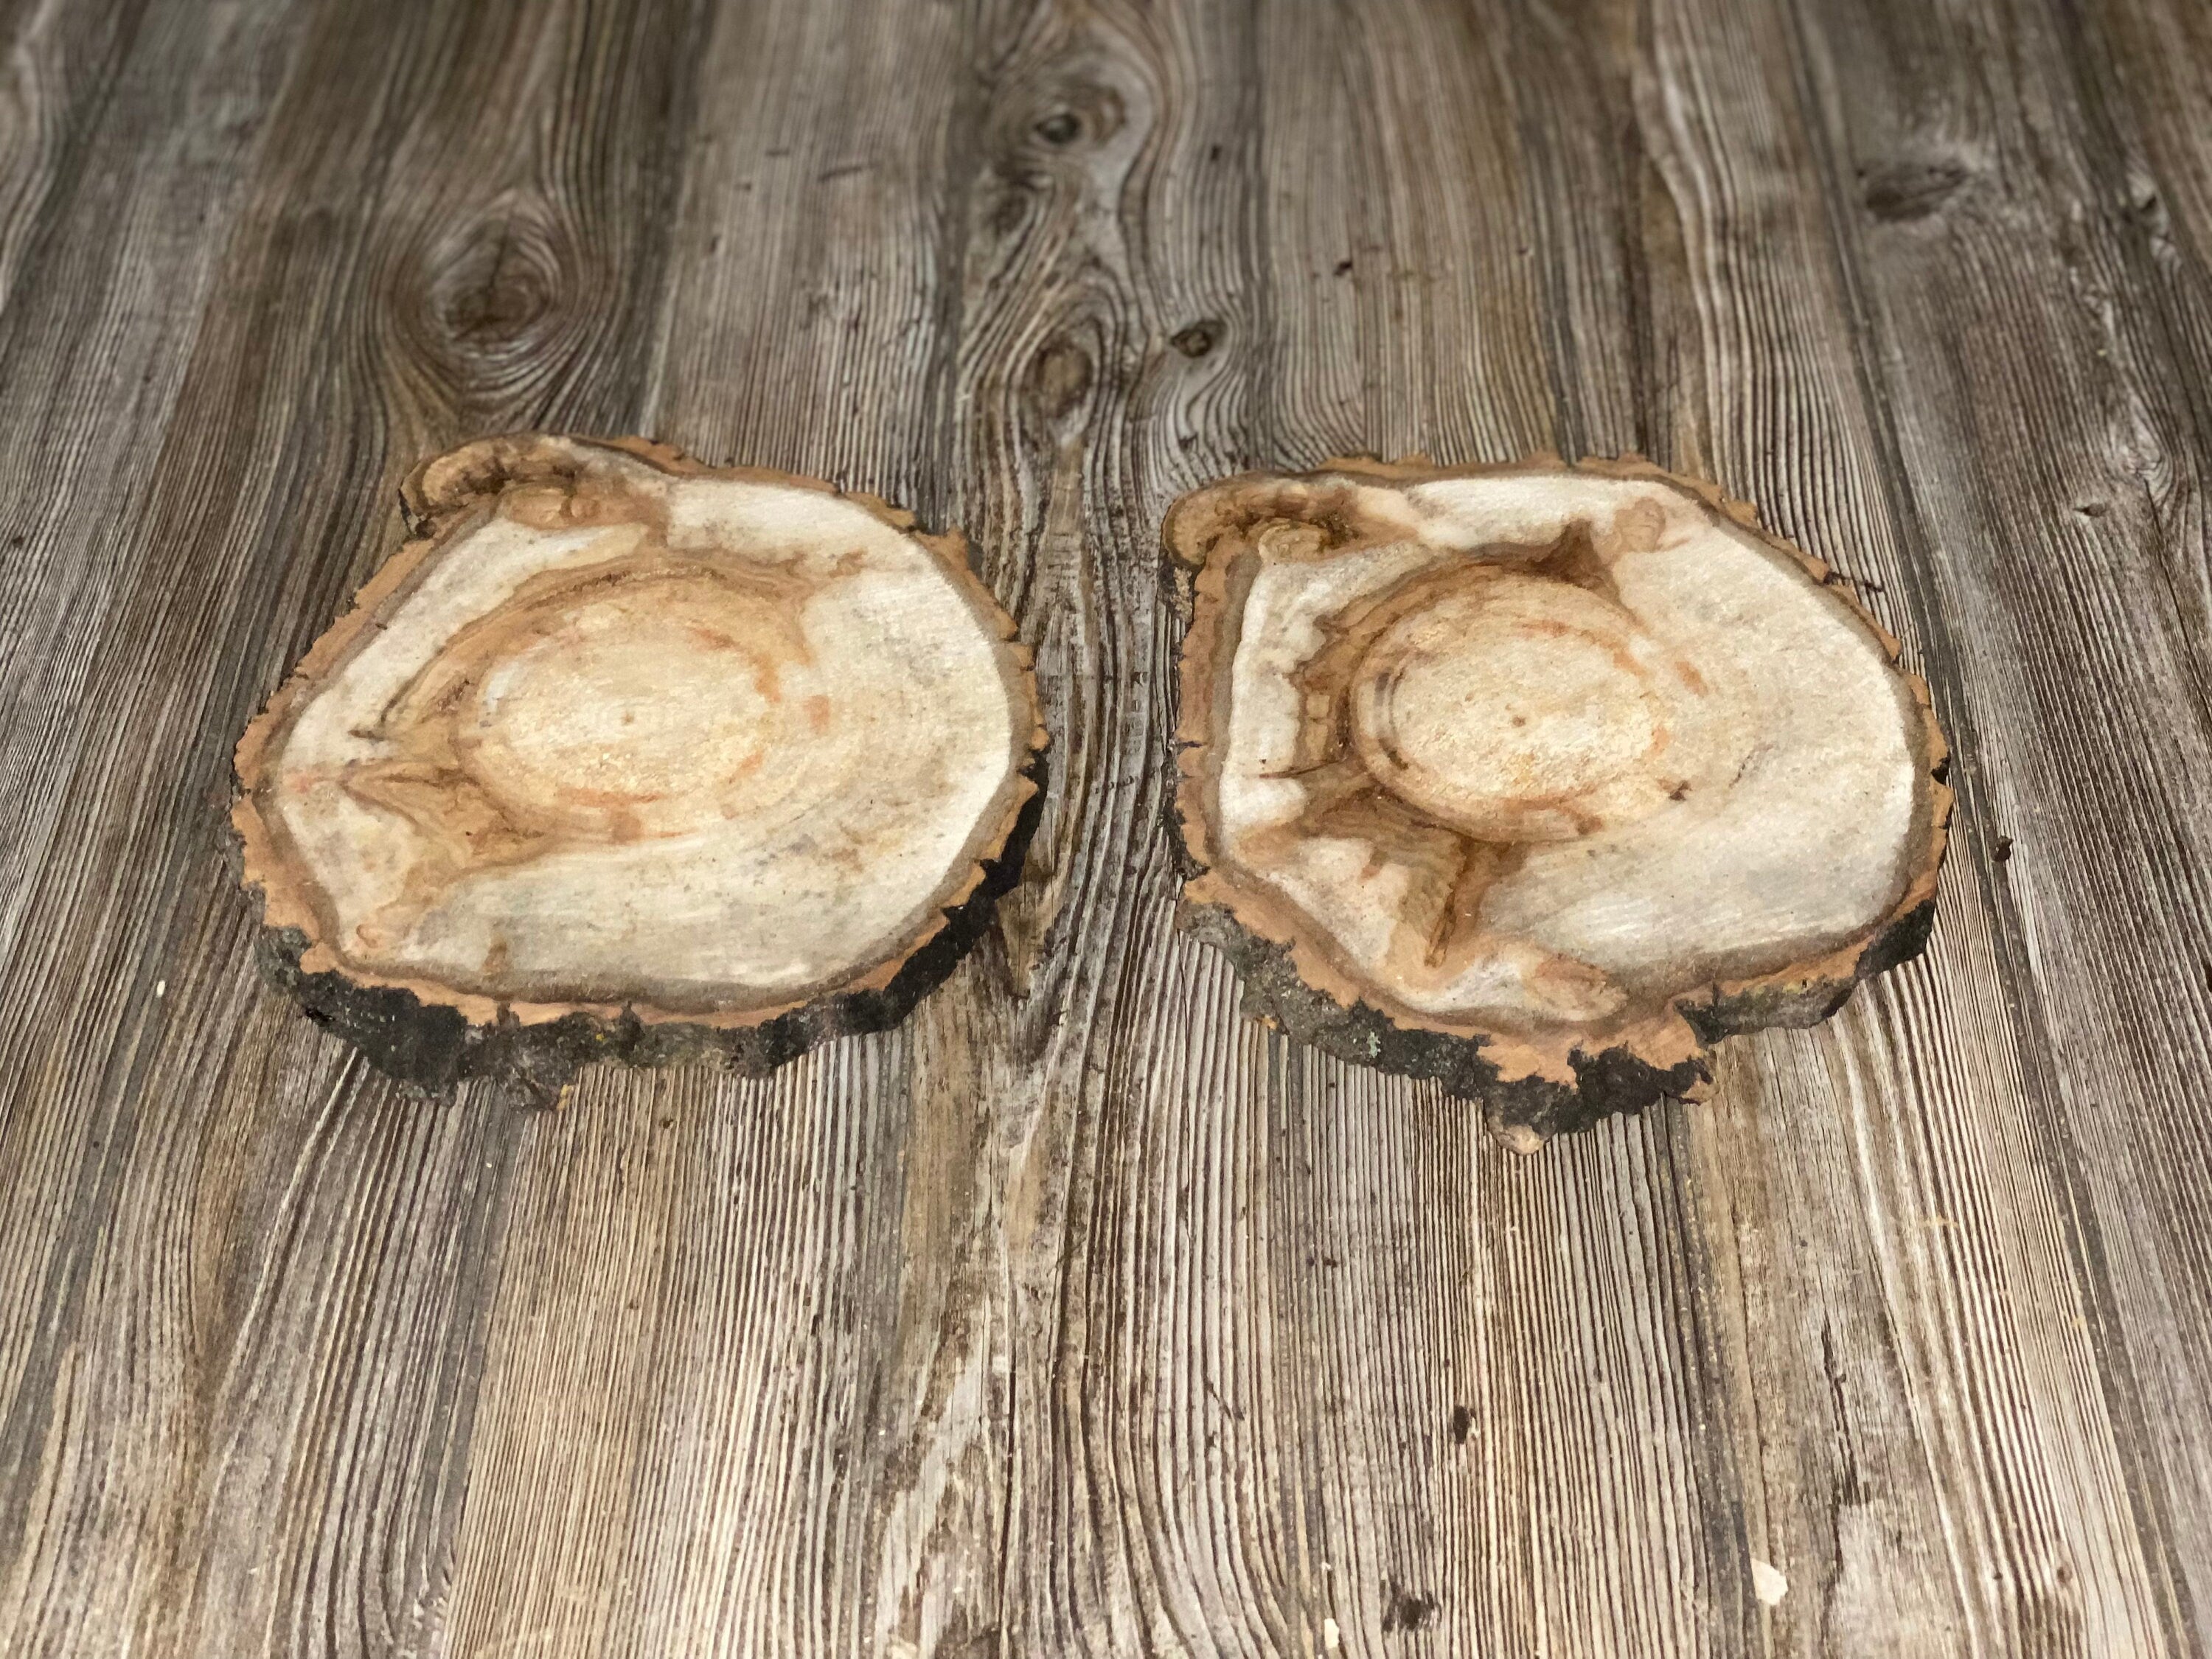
[233,434,1046,1098]
[1167,455,1951,1147]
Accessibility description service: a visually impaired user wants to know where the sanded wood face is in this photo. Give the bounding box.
[234,436,1041,1029]
[1172,458,1950,1096]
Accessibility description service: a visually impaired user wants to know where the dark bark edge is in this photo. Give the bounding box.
[235,755,1046,1105]
[1177,899,1710,1143]
[1174,886,1938,1145]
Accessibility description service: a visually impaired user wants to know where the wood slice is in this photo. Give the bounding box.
[1167,455,1951,1147]
[234,434,1045,1098]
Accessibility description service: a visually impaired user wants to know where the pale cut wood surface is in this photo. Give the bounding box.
[1,0,2208,1654]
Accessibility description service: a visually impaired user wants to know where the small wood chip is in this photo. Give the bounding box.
[1752,1558,1789,1607]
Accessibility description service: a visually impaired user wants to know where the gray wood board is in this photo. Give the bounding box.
[1,0,2207,1653]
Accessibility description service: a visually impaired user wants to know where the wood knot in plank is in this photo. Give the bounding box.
[1024,336,1094,424]
[1859,156,1972,223]
[425,209,565,350]
[1026,80,1124,150]
[1171,320,1221,358]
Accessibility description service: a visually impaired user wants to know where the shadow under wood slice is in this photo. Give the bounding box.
[1165,454,1951,1147]
[232,434,1047,1100]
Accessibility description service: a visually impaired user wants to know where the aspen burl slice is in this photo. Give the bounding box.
[1169,456,1950,1147]
[234,434,1044,1098]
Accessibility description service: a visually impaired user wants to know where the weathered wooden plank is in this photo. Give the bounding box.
[1224,8,1767,1653]
[943,3,1286,1646]
[1254,0,1552,467]
[2090,0,2212,260]
[0,0,709,1653]
[0,0,314,1587]
[1781,0,2212,1645]
[1589,0,2185,1649]
[427,4,986,1656]
[1238,0,2188,1652]
[0,0,152,328]
[0,0,302,1037]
